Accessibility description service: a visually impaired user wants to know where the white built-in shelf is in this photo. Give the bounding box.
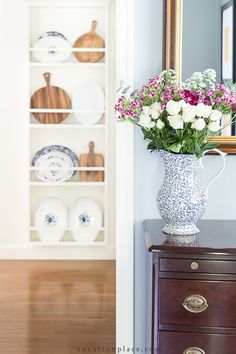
[30,182,105,186]
[30,124,105,129]
[29,62,106,67]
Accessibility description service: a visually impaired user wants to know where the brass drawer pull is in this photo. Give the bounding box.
[183,348,205,354]
[183,294,208,313]
[191,261,199,270]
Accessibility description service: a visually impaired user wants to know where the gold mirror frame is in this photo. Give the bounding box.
[163,0,236,153]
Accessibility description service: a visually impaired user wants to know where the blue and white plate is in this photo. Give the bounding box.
[69,198,103,242]
[32,31,71,63]
[34,198,67,242]
[32,145,79,182]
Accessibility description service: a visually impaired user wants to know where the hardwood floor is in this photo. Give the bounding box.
[0,260,115,354]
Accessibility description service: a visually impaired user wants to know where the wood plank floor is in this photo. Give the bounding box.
[0,260,115,354]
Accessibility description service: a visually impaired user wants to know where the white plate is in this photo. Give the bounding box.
[32,31,71,63]
[69,198,103,242]
[72,81,105,125]
[32,145,79,182]
[34,198,67,242]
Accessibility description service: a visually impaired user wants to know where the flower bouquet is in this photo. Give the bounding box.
[115,69,236,157]
[115,69,236,235]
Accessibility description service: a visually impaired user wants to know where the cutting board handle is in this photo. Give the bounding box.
[43,72,51,87]
[91,20,97,33]
[88,141,95,166]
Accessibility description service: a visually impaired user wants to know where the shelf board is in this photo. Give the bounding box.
[30,124,105,129]
[29,48,106,53]
[30,227,105,232]
[30,109,106,113]
[29,240,107,247]
[29,182,105,186]
[29,62,106,68]
[30,167,105,171]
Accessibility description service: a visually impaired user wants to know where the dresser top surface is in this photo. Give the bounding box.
[144,220,236,255]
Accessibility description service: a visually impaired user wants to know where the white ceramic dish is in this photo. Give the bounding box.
[34,198,67,242]
[72,81,105,125]
[32,31,71,63]
[69,198,103,242]
[32,145,79,182]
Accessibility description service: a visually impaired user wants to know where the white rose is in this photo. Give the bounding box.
[210,110,222,121]
[142,106,151,114]
[156,119,165,129]
[166,100,182,115]
[151,109,160,120]
[193,118,206,131]
[139,113,155,128]
[196,103,212,118]
[151,102,161,112]
[182,104,197,122]
[208,121,221,132]
[168,115,183,129]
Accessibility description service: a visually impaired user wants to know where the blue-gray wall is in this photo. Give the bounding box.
[182,0,221,81]
[134,0,236,350]
[134,0,163,349]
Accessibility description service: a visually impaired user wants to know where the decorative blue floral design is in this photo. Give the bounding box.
[78,212,91,227]
[44,213,57,227]
[157,150,207,235]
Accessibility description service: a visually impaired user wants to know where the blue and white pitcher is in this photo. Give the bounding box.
[157,149,226,235]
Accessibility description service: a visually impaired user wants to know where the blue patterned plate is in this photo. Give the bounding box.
[32,31,71,62]
[32,145,79,182]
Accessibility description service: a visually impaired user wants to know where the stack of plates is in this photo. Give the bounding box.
[32,145,79,182]
[69,198,103,242]
[32,31,71,63]
[35,198,67,242]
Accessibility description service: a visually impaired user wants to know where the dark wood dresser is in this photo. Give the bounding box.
[144,219,236,354]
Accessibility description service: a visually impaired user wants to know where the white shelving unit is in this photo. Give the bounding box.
[28,0,116,253]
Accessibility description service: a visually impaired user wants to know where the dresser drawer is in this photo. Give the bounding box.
[159,279,236,327]
[159,258,236,274]
[159,331,236,354]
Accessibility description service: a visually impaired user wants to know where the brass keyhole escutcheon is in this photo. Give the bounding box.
[191,261,199,270]
[183,294,208,313]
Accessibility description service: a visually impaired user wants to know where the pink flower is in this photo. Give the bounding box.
[182,90,199,105]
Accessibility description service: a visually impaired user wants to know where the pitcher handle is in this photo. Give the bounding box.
[199,148,227,199]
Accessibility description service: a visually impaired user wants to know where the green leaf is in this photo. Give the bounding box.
[147,142,157,150]
[202,141,219,151]
[169,143,182,153]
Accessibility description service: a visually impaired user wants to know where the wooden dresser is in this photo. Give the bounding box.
[144,219,236,354]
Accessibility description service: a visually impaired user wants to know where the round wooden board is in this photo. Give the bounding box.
[31,72,71,124]
[73,21,105,63]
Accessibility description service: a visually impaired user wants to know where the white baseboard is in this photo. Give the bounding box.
[0,245,116,260]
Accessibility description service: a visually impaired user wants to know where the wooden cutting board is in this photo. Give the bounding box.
[31,72,71,124]
[73,21,105,63]
[79,141,104,182]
